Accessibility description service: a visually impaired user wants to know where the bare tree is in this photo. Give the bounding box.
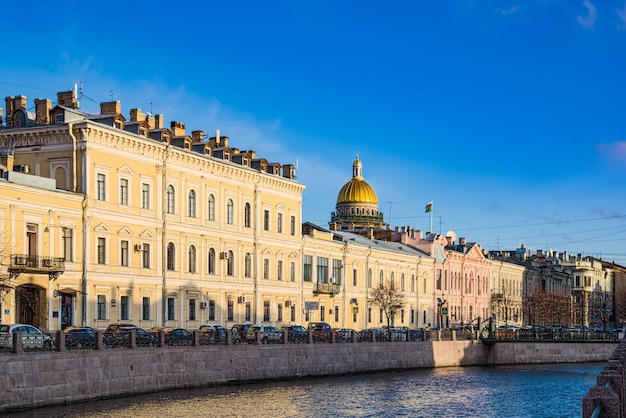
[368,279,405,328]
[588,290,612,330]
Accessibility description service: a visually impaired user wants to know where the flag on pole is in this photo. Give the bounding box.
[425,201,433,213]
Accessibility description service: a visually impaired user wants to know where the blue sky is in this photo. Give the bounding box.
[1,1,625,264]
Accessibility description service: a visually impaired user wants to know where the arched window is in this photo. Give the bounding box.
[390,272,395,289]
[226,199,234,225]
[368,268,372,288]
[208,248,216,274]
[188,190,196,218]
[167,242,175,271]
[244,253,252,277]
[208,194,215,221]
[401,273,405,291]
[227,250,234,276]
[166,185,175,214]
[379,270,384,287]
[244,202,251,228]
[188,245,196,273]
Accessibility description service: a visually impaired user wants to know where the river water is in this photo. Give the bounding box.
[15,362,603,418]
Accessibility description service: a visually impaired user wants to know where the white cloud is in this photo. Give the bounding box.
[616,1,626,30]
[578,0,598,29]
[498,6,519,16]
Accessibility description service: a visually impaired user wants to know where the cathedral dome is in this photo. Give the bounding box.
[336,156,378,204]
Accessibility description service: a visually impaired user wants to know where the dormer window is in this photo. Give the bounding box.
[53,112,64,123]
[13,110,26,127]
[114,119,123,129]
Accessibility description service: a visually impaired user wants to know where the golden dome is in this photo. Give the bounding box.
[336,155,378,204]
[336,178,378,204]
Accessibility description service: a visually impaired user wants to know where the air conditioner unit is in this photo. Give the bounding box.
[200,301,208,309]
[285,300,294,307]
[134,244,143,251]
[220,251,229,259]
[238,296,246,303]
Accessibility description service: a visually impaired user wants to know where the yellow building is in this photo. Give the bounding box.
[1,90,303,331]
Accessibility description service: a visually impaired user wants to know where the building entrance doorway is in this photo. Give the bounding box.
[15,285,43,328]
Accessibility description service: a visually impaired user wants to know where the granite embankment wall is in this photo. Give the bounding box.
[0,341,617,413]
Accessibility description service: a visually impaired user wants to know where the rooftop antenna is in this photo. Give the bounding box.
[385,201,398,226]
[294,159,299,179]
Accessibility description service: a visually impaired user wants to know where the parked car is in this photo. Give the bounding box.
[280,325,308,343]
[149,327,193,346]
[307,322,333,342]
[360,327,389,342]
[64,326,96,349]
[199,324,229,344]
[106,323,155,347]
[334,328,358,342]
[231,324,253,343]
[245,325,282,344]
[0,324,53,351]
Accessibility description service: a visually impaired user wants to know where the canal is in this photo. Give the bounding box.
[14,362,602,417]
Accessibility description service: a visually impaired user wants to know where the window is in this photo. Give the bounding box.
[277,213,283,234]
[290,305,296,322]
[303,255,313,282]
[142,297,150,320]
[263,210,270,231]
[188,245,196,273]
[188,190,196,218]
[167,242,175,271]
[263,301,270,322]
[97,237,106,264]
[227,300,234,322]
[401,273,405,291]
[208,300,216,321]
[245,302,251,322]
[97,295,106,320]
[436,269,442,290]
[290,261,295,282]
[334,306,339,322]
[62,227,73,262]
[120,178,128,205]
[277,260,283,281]
[278,303,283,322]
[120,295,129,320]
[244,203,251,228]
[166,185,175,214]
[120,240,129,267]
[244,253,252,278]
[208,248,216,274]
[189,299,196,321]
[353,269,357,287]
[317,257,329,283]
[142,244,150,268]
[320,305,325,322]
[368,269,372,288]
[208,194,215,221]
[263,259,270,280]
[290,216,296,236]
[379,270,384,287]
[97,173,106,201]
[141,183,150,209]
[368,307,372,323]
[227,251,234,276]
[167,297,175,321]
[411,274,415,293]
[332,259,342,284]
[226,199,234,224]
[391,272,395,289]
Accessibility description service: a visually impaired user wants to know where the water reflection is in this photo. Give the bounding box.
[15,363,603,418]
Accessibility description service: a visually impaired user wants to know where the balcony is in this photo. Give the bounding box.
[313,282,341,295]
[8,254,65,280]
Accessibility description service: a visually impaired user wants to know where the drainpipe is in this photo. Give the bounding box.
[161,144,170,325]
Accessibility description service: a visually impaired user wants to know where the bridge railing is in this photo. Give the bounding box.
[583,338,626,417]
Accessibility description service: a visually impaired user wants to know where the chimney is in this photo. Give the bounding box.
[216,129,220,145]
[170,121,185,136]
[154,114,164,129]
[459,237,466,246]
[57,90,78,108]
[415,229,422,240]
[395,226,400,232]
[446,236,453,246]
[369,227,374,240]
[34,98,51,125]
[147,113,155,129]
[192,130,205,143]
[13,95,27,110]
[100,101,121,115]
[5,97,15,121]
[1,154,14,172]
[130,108,144,122]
